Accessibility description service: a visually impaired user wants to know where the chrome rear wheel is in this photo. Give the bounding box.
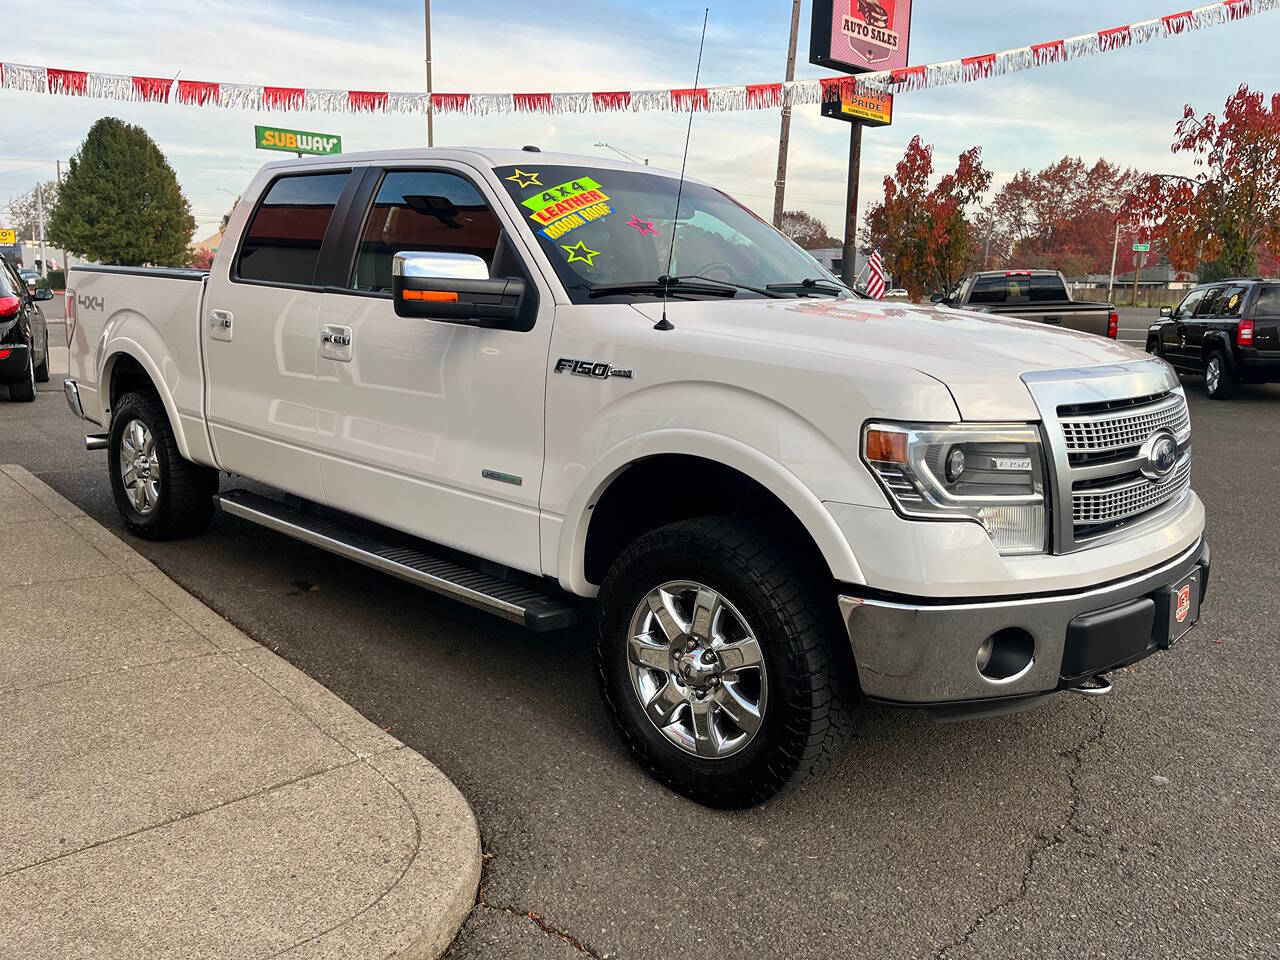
[118,418,161,515]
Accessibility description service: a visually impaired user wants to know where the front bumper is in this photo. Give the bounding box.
[839,539,1211,708]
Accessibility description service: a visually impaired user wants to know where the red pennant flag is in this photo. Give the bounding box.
[745,83,783,109]
[513,92,552,113]
[348,90,388,112]
[263,86,304,110]
[47,68,88,96]
[1031,40,1066,64]
[131,76,172,102]
[1098,25,1132,51]
[592,91,631,111]
[430,92,471,114]
[961,53,997,80]
[670,87,708,112]
[176,79,220,105]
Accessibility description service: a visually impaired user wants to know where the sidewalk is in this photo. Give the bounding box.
[0,465,481,959]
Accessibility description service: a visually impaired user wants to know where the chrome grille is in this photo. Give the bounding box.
[1023,362,1194,554]
[1060,392,1190,455]
[1073,456,1192,530]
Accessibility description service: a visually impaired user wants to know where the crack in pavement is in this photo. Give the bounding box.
[446,844,611,959]
[935,700,1109,960]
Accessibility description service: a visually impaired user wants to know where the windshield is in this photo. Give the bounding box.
[494,164,849,303]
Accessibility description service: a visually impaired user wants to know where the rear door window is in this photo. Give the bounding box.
[1216,285,1248,318]
[236,172,350,287]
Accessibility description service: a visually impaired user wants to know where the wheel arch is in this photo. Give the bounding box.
[102,344,193,460]
[557,431,865,597]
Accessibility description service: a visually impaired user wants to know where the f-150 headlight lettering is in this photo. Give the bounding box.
[862,422,1049,556]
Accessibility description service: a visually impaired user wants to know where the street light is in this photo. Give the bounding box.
[594,142,648,166]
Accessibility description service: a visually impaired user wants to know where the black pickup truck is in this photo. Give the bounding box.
[933,270,1118,339]
[1146,278,1280,399]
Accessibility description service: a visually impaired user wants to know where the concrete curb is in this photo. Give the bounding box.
[0,464,481,960]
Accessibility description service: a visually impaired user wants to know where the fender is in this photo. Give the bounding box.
[101,341,195,460]
[1202,330,1237,369]
[553,429,867,597]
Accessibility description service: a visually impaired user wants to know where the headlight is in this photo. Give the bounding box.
[862,421,1049,555]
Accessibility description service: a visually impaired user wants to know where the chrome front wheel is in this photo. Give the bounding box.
[118,418,161,515]
[627,581,768,760]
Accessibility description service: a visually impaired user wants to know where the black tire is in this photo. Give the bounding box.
[1204,349,1236,400]
[596,517,855,808]
[1146,337,1162,359]
[34,331,49,383]
[9,351,36,402]
[109,390,218,540]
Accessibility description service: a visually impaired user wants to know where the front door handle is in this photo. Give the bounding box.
[208,309,233,341]
[320,324,353,362]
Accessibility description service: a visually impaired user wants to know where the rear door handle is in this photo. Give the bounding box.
[1043,316,1062,325]
[209,309,233,341]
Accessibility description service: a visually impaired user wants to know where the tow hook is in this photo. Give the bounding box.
[1069,674,1113,697]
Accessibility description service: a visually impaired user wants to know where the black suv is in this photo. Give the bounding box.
[1147,278,1280,399]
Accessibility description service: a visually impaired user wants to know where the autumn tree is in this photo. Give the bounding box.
[989,157,1141,277]
[5,180,60,241]
[1126,84,1280,278]
[49,117,194,266]
[863,136,992,301]
[779,209,839,248]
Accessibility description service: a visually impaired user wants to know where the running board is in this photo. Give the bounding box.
[216,490,578,632]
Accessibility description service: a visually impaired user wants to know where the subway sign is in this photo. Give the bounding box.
[255,125,342,156]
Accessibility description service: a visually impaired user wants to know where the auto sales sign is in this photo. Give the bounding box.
[810,0,913,74]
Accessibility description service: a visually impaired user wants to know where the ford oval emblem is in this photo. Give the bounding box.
[1140,430,1179,482]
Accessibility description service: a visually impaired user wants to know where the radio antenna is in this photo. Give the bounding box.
[656,6,709,332]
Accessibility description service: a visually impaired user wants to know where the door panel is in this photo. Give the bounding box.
[312,165,552,575]
[203,170,353,501]
[1166,288,1206,368]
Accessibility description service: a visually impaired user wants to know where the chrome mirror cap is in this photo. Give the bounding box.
[392,251,489,281]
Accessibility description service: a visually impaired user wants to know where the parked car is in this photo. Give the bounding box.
[1146,278,1280,399]
[0,257,53,401]
[63,149,1209,807]
[934,269,1118,339]
[19,268,40,292]
[886,287,908,298]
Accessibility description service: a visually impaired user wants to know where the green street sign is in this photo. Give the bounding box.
[1132,242,1151,252]
[255,125,342,156]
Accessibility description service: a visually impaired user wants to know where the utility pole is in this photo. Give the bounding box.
[427,0,437,146]
[1108,219,1120,302]
[35,182,47,278]
[840,122,864,288]
[771,0,802,228]
[1132,250,1144,308]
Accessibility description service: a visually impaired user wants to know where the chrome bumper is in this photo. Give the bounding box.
[839,540,1210,705]
[63,379,85,419]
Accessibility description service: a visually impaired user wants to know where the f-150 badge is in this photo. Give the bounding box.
[554,358,634,380]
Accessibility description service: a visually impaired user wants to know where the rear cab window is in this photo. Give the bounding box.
[236,172,350,286]
[1030,274,1067,302]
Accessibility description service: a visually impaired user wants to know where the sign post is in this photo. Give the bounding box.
[254,125,343,157]
[810,0,912,288]
[1132,244,1149,307]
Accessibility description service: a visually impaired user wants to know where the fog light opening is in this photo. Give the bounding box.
[977,628,1036,683]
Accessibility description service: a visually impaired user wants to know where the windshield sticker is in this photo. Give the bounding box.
[539,201,612,240]
[505,168,542,189]
[1228,293,1240,310]
[625,215,659,237]
[562,241,601,267]
[523,177,611,228]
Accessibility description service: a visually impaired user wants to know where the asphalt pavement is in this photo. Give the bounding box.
[2,336,1277,959]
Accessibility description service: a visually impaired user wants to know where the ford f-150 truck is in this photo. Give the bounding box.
[63,149,1210,807]
[934,269,1119,339]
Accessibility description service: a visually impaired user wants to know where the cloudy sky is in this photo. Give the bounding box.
[2,0,1277,241]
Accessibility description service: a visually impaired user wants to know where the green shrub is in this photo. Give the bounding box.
[42,269,65,290]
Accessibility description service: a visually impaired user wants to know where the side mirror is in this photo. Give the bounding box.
[930,293,946,304]
[34,287,55,302]
[392,251,524,329]
[1159,305,1173,318]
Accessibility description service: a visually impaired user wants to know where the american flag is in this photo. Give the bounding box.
[867,249,886,300]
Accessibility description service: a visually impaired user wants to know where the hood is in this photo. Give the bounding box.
[630,297,1143,420]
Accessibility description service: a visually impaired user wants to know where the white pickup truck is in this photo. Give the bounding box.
[64,148,1210,807]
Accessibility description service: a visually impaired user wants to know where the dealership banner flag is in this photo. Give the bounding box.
[1,1,1276,117]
